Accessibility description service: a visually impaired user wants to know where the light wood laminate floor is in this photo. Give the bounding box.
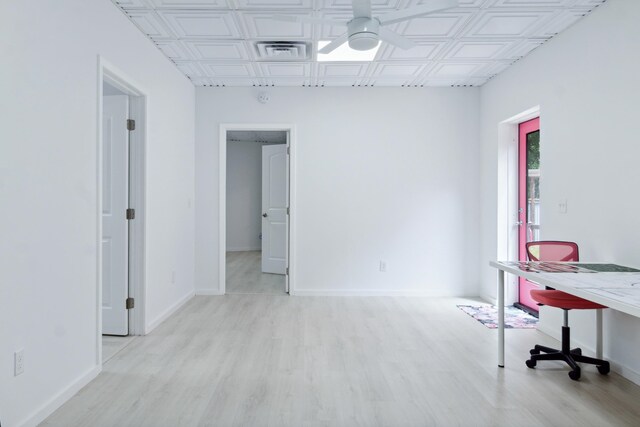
[102,336,136,363]
[43,296,640,427]
[226,251,285,295]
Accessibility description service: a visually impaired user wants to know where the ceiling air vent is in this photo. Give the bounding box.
[256,41,309,61]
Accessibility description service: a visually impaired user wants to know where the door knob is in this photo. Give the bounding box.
[515,221,523,226]
[262,213,268,218]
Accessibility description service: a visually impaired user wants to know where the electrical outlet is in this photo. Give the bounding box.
[171,271,176,284]
[379,261,387,272]
[558,198,568,214]
[14,349,24,376]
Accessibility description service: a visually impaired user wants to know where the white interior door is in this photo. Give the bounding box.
[102,95,129,336]
[261,144,287,275]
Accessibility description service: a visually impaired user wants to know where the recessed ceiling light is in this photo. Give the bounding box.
[317,40,381,62]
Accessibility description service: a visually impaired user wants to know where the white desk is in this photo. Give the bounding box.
[490,261,640,367]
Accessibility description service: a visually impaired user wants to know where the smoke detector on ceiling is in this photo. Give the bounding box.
[256,41,309,61]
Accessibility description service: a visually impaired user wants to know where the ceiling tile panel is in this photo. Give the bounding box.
[316,78,363,86]
[491,0,572,6]
[318,63,368,77]
[443,40,512,60]
[243,12,312,38]
[261,63,310,77]
[502,38,545,58]
[110,0,605,87]
[236,0,314,9]
[148,0,228,8]
[409,0,490,8]
[114,0,150,9]
[398,12,474,38]
[464,11,555,38]
[535,9,590,37]
[318,12,352,38]
[366,77,416,86]
[126,10,175,38]
[201,63,255,77]
[371,63,425,78]
[154,40,193,60]
[185,41,251,60]
[322,0,403,10]
[429,62,485,78]
[174,61,207,77]
[378,41,447,61]
[158,11,241,38]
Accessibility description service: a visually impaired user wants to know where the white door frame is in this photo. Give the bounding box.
[218,124,296,295]
[97,56,147,366]
[496,105,539,305]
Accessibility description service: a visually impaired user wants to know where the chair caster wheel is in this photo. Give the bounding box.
[526,359,536,369]
[569,368,581,381]
[597,364,610,375]
[530,349,540,356]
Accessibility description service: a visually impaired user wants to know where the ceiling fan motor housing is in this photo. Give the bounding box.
[347,17,380,51]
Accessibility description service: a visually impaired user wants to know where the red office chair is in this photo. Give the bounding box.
[525,241,610,381]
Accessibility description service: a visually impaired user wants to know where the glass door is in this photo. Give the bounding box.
[517,117,540,313]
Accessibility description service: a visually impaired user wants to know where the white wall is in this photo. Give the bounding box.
[226,141,262,252]
[0,1,195,426]
[479,0,640,382]
[196,87,480,296]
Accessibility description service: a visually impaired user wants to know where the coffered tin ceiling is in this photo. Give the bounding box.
[111,0,606,87]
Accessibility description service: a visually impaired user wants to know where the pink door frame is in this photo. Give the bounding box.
[518,117,540,311]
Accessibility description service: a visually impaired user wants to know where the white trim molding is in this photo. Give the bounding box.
[17,366,101,427]
[97,55,149,354]
[145,291,195,333]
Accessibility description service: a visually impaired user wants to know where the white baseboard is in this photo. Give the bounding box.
[226,247,261,252]
[195,289,224,296]
[290,289,461,297]
[145,290,195,333]
[613,362,640,386]
[18,365,101,427]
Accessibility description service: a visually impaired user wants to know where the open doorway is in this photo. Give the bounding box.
[225,131,287,294]
[98,59,147,364]
[514,117,541,315]
[219,124,295,295]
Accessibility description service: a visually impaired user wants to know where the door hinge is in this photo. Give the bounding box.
[126,297,135,309]
[286,267,289,275]
[287,146,290,155]
[286,207,290,215]
[127,119,136,131]
[126,208,135,220]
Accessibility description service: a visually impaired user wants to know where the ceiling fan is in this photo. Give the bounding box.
[274,0,458,54]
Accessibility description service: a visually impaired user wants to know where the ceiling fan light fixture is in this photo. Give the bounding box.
[348,33,379,51]
[347,17,380,51]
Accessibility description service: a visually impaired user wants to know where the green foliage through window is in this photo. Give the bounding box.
[527,130,540,169]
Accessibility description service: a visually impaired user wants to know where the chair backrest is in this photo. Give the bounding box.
[526,241,579,262]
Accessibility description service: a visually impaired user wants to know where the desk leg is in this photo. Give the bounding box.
[498,269,505,368]
[596,308,603,359]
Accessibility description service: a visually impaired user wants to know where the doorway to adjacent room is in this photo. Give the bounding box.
[219,125,294,295]
[515,117,541,314]
[98,59,147,363]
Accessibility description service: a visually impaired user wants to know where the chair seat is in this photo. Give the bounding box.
[530,289,607,310]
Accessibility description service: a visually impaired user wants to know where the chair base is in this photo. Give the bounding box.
[525,326,610,381]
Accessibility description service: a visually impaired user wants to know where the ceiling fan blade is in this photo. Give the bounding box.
[318,33,349,55]
[352,0,372,18]
[272,14,346,28]
[377,0,458,26]
[378,27,416,50]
